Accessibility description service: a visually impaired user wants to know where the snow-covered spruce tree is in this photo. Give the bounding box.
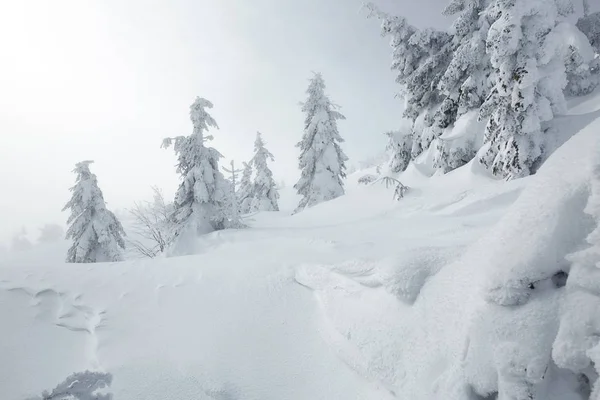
[478,0,574,179]
[438,0,493,117]
[63,161,125,263]
[162,97,228,242]
[294,73,348,212]
[365,3,454,161]
[237,161,253,214]
[249,132,279,212]
[432,0,495,172]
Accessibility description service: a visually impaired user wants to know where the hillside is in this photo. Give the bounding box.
[2,94,600,399]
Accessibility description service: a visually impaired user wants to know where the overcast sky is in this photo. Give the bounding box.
[0,0,452,244]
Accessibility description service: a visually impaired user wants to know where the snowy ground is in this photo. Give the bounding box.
[2,95,600,399]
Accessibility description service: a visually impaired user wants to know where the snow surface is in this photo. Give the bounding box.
[3,95,600,399]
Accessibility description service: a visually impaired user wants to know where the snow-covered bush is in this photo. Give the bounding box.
[127,187,175,258]
[294,73,348,212]
[26,370,112,400]
[63,161,126,263]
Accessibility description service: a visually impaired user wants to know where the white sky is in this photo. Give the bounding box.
[0,0,450,244]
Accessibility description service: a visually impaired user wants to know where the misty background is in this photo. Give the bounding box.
[0,0,452,246]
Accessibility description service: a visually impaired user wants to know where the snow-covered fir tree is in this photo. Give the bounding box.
[237,161,253,214]
[478,0,574,179]
[63,161,126,263]
[249,132,279,212]
[162,97,228,244]
[366,3,456,164]
[294,73,348,212]
[432,0,494,171]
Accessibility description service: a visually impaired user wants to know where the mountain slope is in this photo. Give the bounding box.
[2,94,600,399]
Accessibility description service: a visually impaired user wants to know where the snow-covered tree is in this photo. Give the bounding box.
[365,3,457,162]
[478,0,574,179]
[222,160,246,228]
[385,128,412,174]
[162,97,228,244]
[438,0,493,114]
[365,3,451,124]
[237,161,253,214]
[294,73,348,212]
[38,223,64,244]
[63,161,126,263]
[249,132,279,212]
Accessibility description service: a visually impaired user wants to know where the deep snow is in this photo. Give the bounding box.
[2,95,600,399]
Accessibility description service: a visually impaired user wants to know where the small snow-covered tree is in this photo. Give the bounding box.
[478,0,574,179]
[222,160,246,228]
[294,73,348,212]
[249,132,279,212]
[237,161,253,214]
[162,97,228,243]
[63,161,125,263]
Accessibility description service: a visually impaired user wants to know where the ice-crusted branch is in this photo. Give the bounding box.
[376,176,409,201]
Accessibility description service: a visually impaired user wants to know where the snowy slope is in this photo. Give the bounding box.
[2,95,600,399]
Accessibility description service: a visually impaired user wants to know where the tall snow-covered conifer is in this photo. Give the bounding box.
[366,3,454,162]
[63,161,126,263]
[249,132,279,212]
[294,73,348,212]
[478,0,573,179]
[162,97,228,244]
